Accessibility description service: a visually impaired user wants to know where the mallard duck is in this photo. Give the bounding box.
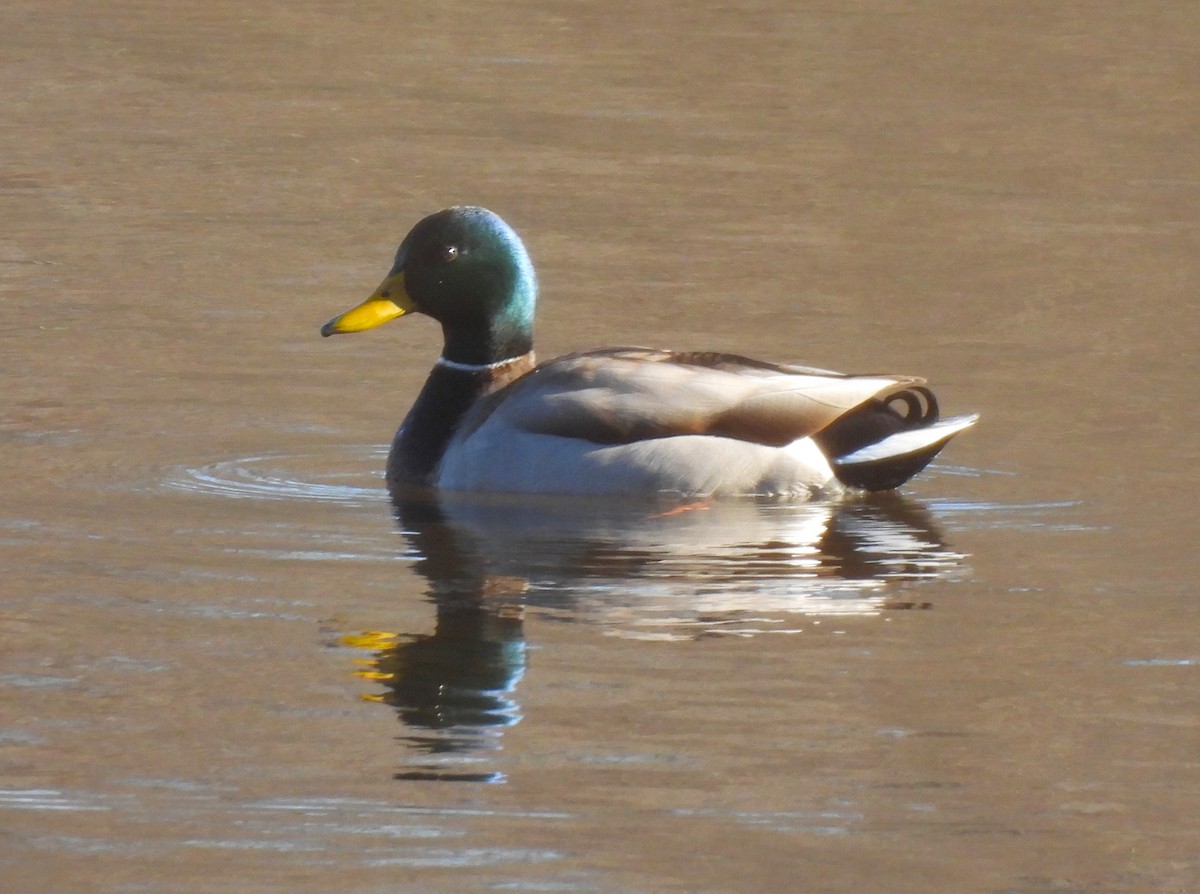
[321,206,977,499]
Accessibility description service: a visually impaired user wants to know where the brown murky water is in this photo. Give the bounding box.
[3,2,1198,891]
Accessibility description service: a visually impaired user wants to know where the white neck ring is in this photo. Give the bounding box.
[435,353,530,373]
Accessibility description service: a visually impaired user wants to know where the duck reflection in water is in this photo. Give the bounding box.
[354,488,967,782]
[357,496,527,783]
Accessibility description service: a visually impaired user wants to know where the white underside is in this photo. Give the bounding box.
[435,429,840,500]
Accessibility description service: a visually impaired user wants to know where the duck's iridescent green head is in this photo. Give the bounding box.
[321,206,538,365]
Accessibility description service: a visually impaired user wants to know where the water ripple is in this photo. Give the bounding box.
[163,447,387,507]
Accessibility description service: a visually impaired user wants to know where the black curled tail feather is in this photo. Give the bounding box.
[885,386,939,427]
[816,386,971,491]
[813,385,940,462]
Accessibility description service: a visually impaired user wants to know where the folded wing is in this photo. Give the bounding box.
[464,349,923,444]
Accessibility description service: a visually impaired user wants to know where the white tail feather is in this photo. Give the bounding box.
[835,414,980,467]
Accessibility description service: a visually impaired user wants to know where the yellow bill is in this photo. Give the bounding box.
[320,271,414,336]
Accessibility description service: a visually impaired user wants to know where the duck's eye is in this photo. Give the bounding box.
[435,244,460,264]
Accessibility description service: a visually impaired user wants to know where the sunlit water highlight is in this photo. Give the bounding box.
[157,448,1093,782]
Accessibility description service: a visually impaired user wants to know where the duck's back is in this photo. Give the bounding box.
[434,349,956,498]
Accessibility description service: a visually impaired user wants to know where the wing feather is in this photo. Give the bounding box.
[461,348,920,447]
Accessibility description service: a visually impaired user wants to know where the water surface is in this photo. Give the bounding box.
[3,2,1198,892]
